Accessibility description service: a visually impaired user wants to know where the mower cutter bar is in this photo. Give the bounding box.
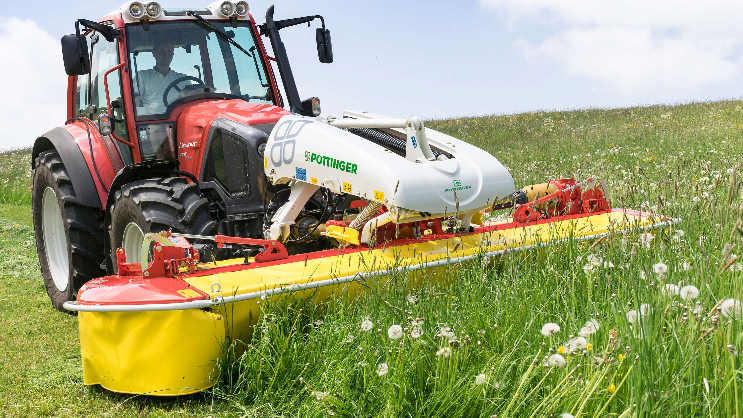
[62,217,678,313]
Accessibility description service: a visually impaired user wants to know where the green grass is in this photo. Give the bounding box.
[1,100,742,416]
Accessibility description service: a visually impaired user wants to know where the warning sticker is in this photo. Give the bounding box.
[176,289,201,298]
[374,190,385,201]
[264,157,267,169]
[295,167,307,181]
[343,182,353,193]
[311,177,318,185]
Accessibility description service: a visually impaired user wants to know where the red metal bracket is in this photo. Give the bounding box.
[213,235,289,263]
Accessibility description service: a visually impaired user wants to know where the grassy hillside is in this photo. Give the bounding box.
[1,101,742,416]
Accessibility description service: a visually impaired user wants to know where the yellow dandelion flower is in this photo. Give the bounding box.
[586,343,593,352]
[608,383,616,393]
[618,354,625,361]
[558,346,565,354]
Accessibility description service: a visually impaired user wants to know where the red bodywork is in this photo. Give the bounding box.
[63,12,286,208]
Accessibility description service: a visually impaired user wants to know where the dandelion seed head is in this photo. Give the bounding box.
[475,374,487,385]
[436,346,452,358]
[360,319,373,332]
[720,299,742,319]
[376,363,389,376]
[653,262,668,275]
[679,285,699,300]
[407,294,419,304]
[661,283,679,297]
[541,322,560,337]
[410,326,423,339]
[388,325,403,340]
[626,310,638,323]
[544,354,567,368]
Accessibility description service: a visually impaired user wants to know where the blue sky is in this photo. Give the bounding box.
[2,0,742,150]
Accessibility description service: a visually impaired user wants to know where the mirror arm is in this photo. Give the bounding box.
[77,19,121,42]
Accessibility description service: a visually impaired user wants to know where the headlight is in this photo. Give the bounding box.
[208,1,236,18]
[128,2,145,19]
[234,1,249,17]
[220,1,234,17]
[145,2,162,18]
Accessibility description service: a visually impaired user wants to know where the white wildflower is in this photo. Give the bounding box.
[661,283,679,297]
[730,263,742,272]
[583,264,594,274]
[311,391,328,401]
[720,299,742,319]
[560,414,575,418]
[436,346,452,358]
[694,303,705,315]
[626,310,638,323]
[410,326,423,339]
[360,319,373,332]
[407,294,419,304]
[438,326,456,340]
[376,363,389,376]
[587,254,602,266]
[640,303,651,316]
[679,285,699,300]
[475,374,487,385]
[604,261,614,268]
[579,319,600,337]
[692,196,701,203]
[564,337,588,353]
[640,232,654,248]
[653,262,668,275]
[673,230,684,242]
[639,271,647,280]
[388,325,403,340]
[541,322,561,337]
[543,354,567,368]
[682,262,691,271]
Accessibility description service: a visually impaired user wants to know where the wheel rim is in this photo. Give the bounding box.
[42,187,69,292]
[122,222,145,264]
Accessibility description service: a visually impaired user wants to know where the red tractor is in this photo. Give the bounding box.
[32,1,334,311]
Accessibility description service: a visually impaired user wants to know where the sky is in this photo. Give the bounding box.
[2,0,743,150]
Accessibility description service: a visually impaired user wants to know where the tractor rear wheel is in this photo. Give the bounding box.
[108,177,217,266]
[32,150,106,312]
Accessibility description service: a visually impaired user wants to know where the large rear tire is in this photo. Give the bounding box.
[109,177,217,266]
[32,150,106,312]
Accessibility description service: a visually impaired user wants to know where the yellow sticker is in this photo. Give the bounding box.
[311,177,318,185]
[176,289,201,298]
[264,158,268,169]
[343,182,353,193]
[374,190,385,201]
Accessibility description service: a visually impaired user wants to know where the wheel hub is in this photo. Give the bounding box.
[41,187,69,292]
[122,222,145,264]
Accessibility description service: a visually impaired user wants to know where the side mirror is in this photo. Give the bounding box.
[61,33,90,76]
[316,28,333,63]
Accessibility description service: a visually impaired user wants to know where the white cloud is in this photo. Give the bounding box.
[480,0,743,96]
[0,18,66,151]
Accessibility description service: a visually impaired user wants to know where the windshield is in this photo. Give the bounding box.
[126,20,274,120]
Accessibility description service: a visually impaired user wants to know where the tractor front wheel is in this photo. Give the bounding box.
[32,150,106,312]
[109,177,217,267]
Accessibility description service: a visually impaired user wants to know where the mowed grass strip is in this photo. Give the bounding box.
[0,100,741,416]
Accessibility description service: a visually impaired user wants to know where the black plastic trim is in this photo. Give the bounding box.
[32,128,102,208]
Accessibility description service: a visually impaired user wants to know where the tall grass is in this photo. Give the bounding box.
[0,147,32,205]
[1,101,742,416]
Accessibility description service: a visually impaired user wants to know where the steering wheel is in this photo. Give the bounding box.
[162,76,207,107]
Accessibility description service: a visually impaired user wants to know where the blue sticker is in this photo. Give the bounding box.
[411,136,418,148]
[295,167,307,181]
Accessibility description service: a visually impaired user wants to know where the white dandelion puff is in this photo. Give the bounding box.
[682,262,691,271]
[579,319,600,337]
[311,391,328,401]
[583,264,594,274]
[587,254,602,266]
[436,346,452,358]
[653,262,668,275]
[626,310,638,323]
[640,303,651,316]
[475,374,487,385]
[438,326,456,340]
[640,232,654,248]
[661,283,679,297]
[360,319,373,332]
[376,363,389,376]
[560,414,575,418]
[410,326,423,339]
[694,303,705,315]
[388,325,403,340]
[541,322,561,337]
[720,299,742,319]
[543,354,567,368]
[407,294,419,304]
[679,285,699,300]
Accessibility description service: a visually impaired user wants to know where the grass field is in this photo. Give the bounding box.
[0,101,742,416]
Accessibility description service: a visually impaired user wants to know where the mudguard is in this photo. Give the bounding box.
[32,127,102,208]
